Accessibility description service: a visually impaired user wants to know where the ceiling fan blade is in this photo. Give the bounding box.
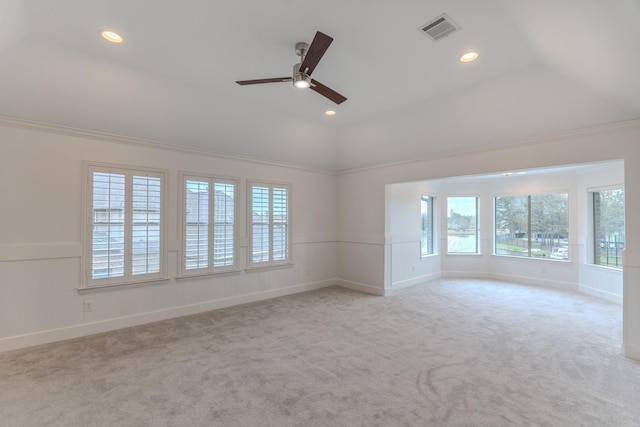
[299,31,333,76]
[236,77,292,85]
[310,79,347,105]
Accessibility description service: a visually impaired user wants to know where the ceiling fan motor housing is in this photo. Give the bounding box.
[292,63,310,88]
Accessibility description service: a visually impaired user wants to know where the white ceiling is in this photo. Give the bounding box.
[1,0,639,171]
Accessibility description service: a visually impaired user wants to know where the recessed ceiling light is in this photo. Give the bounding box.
[325,110,336,116]
[503,172,512,177]
[101,30,123,44]
[517,171,527,175]
[460,51,478,62]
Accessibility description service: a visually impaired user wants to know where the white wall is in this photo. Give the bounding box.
[576,163,625,303]
[336,169,386,295]
[0,121,338,352]
[386,181,442,291]
[338,119,640,360]
[439,177,492,278]
[465,168,580,291]
[386,163,623,296]
[2,118,639,360]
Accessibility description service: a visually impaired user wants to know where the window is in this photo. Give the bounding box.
[181,174,238,276]
[591,188,624,268]
[421,195,434,256]
[495,193,568,259]
[447,196,479,254]
[249,181,291,268]
[84,163,166,287]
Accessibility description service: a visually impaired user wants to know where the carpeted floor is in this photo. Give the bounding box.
[1,278,640,426]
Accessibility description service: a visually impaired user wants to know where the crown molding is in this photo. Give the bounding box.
[2,114,638,177]
[337,118,640,175]
[0,115,337,176]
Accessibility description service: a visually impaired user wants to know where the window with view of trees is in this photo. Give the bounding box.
[592,188,624,268]
[249,181,291,268]
[181,174,237,276]
[447,196,479,254]
[421,195,434,256]
[495,193,568,260]
[84,163,166,287]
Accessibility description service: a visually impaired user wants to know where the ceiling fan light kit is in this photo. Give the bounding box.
[236,31,347,104]
[292,63,311,88]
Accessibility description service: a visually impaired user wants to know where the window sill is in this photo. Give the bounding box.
[78,278,170,294]
[491,254,571,263]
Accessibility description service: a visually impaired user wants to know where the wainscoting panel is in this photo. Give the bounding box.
[0,241,338,352]
[0,258,82,338]
[391,241,419,284]
[337,241,384,293]
[579,264,623,304]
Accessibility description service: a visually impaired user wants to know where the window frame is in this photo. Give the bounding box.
[179,172,239,278]
[493,191,569,261]
[82,162,168,289]
[421,194,435,257]
[588,185,624,270]
[247,180,292,270]
[446,196,480,255]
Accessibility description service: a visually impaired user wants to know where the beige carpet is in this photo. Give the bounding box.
[1,279,639,426]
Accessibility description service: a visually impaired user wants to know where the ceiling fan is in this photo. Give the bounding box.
[236,31,347,105]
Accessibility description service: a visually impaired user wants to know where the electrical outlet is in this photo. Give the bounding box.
[83,300,93,312]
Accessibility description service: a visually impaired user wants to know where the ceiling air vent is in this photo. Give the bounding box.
[418,13,460,42]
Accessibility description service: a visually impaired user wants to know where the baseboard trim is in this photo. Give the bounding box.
[623,343,640,362]
[336,279,386,296]
[0,280,336,353]
[488,272,578,292]
[442,270,490,279]
[579,285,622,305]
[392,272,441,290]
[443,271,622,304]
[440,270,562,289]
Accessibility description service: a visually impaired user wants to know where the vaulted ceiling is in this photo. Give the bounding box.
[1,0,639,171]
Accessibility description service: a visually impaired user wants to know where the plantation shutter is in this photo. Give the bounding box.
[86,164,165,288]
[185,179,209,271]
[213,182,235,267]
[91,171,125,279]
[131,175,162,275]
[272,187,289,261]
[252,185,270,263]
